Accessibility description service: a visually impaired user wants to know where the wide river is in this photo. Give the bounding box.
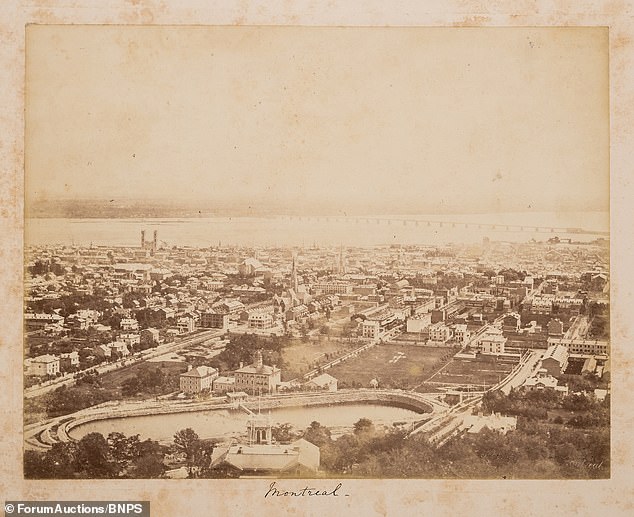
[26,211,608,247]
[68,403,421,443]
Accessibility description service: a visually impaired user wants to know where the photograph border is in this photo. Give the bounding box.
[2,1,633,516]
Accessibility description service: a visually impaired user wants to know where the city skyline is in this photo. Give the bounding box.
[23,233,611,480]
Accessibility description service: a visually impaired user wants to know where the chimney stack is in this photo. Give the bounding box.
[153,230,158,253]
[141,230,146,249]
[256,349,263,368]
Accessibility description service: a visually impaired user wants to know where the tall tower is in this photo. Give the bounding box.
[338,245,346,275]
[291,253,298,292]
[152,230,158,254]
[255,349,263,369]
[141,230,146,249]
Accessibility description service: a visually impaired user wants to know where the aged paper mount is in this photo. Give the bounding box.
[2,1,634,517]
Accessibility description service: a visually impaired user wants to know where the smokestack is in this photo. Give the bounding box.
[141,230,146,248]
[153,230,158,253]
[256,350,263,368]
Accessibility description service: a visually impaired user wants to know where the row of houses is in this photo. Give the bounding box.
[24,327,162,378]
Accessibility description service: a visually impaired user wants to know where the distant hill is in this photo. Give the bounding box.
[27,198,294,219]
[27,198,464,219]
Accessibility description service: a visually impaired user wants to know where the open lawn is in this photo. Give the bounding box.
[281,339,354,380]
[420,355,518,389]
[325,344,453,390]
[98,361,188,391]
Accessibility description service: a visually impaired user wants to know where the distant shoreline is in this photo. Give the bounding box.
[26,199,609,220]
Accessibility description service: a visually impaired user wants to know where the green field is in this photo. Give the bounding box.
[98,361,188,392]
[325,344,454,390]
[281,338,355,380]
[421,355,518,389]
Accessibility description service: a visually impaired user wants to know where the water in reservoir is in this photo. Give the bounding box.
[68,403,422,443]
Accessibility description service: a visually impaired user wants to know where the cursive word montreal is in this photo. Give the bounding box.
[264,481,345,498]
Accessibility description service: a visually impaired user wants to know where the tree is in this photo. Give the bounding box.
[192,441,216,478]
[341,321,357,342]
[300,325,310,343]
[74,432,117,478]
[130,438,166,478]
[131,453,165,479]
[272,423,297,443]
[121,377,141,397]
[42,442,78,479]
[327,433,361,473]
[106,432,165,478]
[45,384,112,417]
[173,428,202,476]
[24,450,52,479]
[107,432,142,473]
[303,421,332,447]
[353,418,375,436]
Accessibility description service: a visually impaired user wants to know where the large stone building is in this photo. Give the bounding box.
[547,318,564,337]
[140,328,160,346]
[26,354,60,377]
[24,313,65,332]
[427,322,454,345]
[540,344,569,376]
[248,312,275,330]
[176,316,195,334]
[547,337,609,356]
[200,311,230,329]
[479,326,507,355]
[361,319,380,339]
[234,350,281,395]
[180,365,219,394]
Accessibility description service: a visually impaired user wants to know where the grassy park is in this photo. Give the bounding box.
[325,344,454,390]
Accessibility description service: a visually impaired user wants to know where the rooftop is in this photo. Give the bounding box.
[181,366,218,379]
[235,364,280,375]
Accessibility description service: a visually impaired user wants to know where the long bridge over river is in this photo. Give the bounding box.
[282,215,608,237]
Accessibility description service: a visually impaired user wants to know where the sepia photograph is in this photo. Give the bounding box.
[22,24,611,484]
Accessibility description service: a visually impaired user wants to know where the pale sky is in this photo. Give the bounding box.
[25,26,609,214]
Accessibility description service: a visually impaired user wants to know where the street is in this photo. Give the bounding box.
[24,329,223,399]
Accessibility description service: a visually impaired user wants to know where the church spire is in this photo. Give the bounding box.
[338,245,346,275]
[291,252,298,292]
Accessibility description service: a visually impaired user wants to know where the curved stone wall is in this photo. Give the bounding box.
[28,389,438,449]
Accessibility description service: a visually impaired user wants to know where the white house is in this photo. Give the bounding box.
[479,327,507,355]
[27,354,60,377]
[305,373,338,392]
